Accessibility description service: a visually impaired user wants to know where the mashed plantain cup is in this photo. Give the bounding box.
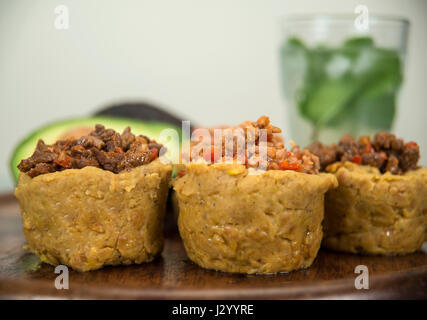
[172,116,337,274]
[323,162,427,254]
[173,163,336,274]
[309,131,427,255]
[15,125,171,271]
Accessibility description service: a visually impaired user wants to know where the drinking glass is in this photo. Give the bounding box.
[279,14,409,146]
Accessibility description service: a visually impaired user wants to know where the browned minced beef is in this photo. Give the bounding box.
[18,125,163,178]
[307,131,420,174]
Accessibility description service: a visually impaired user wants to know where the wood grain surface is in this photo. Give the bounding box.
[0,193,426,300]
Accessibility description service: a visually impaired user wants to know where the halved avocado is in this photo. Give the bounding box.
[94,101,196,130]
[10,116,182,184]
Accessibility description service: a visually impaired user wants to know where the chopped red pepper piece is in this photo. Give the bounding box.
[405,141,419,150]
[150,148,158,160]
[278,160,288,170]
[54,156,73,169]
[352,155,362,165]
[278,160,301,171]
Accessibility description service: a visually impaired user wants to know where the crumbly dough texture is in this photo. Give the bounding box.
[173,163,337,274]
[15,159,171,271]
[323,162,427,255]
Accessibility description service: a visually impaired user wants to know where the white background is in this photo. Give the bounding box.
[0,0,426,192]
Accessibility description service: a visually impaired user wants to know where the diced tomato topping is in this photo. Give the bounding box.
[150,148,159,160]
[178,170,186,177]
[278,160,301,171]
[352,155,362,165]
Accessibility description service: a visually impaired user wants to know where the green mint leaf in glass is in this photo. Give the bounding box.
[280,36,403,141]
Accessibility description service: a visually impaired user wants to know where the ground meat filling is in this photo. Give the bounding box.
[190,116,320,174]
[18,125,163,178]
[307,131,420,174]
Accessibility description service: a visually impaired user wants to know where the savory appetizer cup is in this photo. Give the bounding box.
[308,132,427,255]
[14,125,172,271]
[173,116,337,274]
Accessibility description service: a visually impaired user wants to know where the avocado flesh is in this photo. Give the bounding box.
[10,116,182,183]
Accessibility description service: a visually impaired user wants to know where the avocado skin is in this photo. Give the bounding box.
[94,102,196,130]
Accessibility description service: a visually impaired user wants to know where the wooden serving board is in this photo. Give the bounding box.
[0,193,426,300]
